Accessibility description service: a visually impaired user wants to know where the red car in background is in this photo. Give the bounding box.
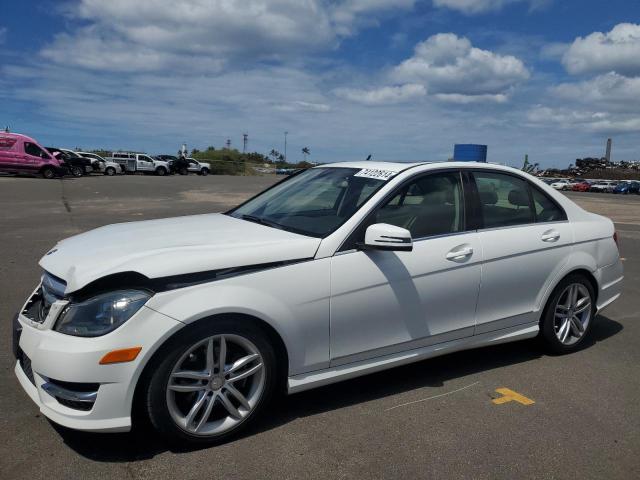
[572,181,591,192]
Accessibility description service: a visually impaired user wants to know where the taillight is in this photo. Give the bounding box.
[613,231,619,249]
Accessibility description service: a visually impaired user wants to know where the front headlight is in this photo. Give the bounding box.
[55,290,151,337]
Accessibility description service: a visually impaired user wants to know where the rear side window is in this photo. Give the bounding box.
[531,187,567,222]
[473,172,534,228]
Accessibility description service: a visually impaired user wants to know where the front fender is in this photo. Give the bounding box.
[145,258,331,376]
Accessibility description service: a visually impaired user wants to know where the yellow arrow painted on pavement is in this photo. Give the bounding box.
[492,388,535,405]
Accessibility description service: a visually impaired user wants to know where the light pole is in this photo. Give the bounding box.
[284,131,288,164]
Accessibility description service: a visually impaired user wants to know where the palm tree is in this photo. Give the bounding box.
[269,149,280,163]
[521,154,539,174]
[302,147,310,162]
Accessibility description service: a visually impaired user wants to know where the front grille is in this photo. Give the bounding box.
[21,272,66,323]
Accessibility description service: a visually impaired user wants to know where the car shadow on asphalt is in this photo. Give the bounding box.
[51,315,623,461]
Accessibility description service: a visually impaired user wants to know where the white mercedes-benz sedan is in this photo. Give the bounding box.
[13,161,623,444]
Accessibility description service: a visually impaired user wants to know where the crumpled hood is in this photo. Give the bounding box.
[40,213,320,293]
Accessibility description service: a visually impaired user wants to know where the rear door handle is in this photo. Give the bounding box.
[446,246,473,261]
[541,230,560,242]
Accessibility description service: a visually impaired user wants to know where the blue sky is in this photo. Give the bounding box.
[1,0,639,167]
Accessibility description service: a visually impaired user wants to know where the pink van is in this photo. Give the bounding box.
[0,132,67,179]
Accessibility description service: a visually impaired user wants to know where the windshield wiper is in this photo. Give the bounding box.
[241,214,285,230]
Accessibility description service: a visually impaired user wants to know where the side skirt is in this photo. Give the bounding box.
[287,322,539,394]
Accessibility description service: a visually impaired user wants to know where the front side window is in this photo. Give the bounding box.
[229,167,388,237]
[374,172,464,238]
[24,142,49,159]
[473,171,534,228]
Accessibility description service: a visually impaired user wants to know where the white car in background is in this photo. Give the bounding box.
[107,152,170,176]
[589,181,617,193]
[13,162,623,445]
[550,179,570,190]
[76,152,123,176]
[186,158,211,176]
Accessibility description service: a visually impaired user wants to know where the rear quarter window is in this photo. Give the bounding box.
[531,186,567,222]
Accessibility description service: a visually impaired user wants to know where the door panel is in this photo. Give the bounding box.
[471,170,573,333]
[475,223,572,333]
[330,232,481,366]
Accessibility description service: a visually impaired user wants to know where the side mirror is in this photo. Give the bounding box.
[360,223,413,252]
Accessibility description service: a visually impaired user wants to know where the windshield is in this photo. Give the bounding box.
[229,167,389,237]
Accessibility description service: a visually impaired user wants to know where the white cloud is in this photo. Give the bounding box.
[432,0,550,14]
[562,23,640,76]
[275,101,331,112]
[41,27,226,72]
[391,33,529,98]
[330,0,417,36]
[539,42,568,61]
[41,0,420,72]
[434,93,507,103]
[552,72,640,113]
[334,84,426,105]
[527,105,640,134]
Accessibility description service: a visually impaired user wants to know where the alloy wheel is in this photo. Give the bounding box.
[553,283,592,345]
[166,334,265,437]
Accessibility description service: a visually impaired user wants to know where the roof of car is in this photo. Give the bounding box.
[318,161,526,174]
[0,132,37,143]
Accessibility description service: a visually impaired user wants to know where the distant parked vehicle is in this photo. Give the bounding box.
[550,179,569,190]
[590,181,617,193]
[155,155,189,175]
[186,158,211,176]
[108,152,169,176]
[572,181,591,192]
[76,152,123,176]
[46,148,92,177]
[613,181,640,194]
[0,132,67,178]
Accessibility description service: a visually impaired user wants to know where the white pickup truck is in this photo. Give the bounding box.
[107,152,170,176]
[186,158,211,175]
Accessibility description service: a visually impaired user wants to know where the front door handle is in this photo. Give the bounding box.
[446,246,473,261]
[541,230,560,242]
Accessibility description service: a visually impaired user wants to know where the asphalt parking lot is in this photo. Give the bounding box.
[1,175,639,479]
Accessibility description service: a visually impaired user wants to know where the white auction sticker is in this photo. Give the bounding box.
[354,168,396,181]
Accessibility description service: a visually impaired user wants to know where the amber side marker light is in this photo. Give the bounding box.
[99,347,143,365]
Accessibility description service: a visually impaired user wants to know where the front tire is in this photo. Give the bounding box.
[145,320,277,445]
[156,167,167,176]
[201,168,209,176]
[41,166,56,179]
[70,166,83,177]
[540,274,596,354]
[105,167,116,176]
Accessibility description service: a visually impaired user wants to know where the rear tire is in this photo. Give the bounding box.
[144,320,277,446]
[179,167,188,175]
[540,274,596,354]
